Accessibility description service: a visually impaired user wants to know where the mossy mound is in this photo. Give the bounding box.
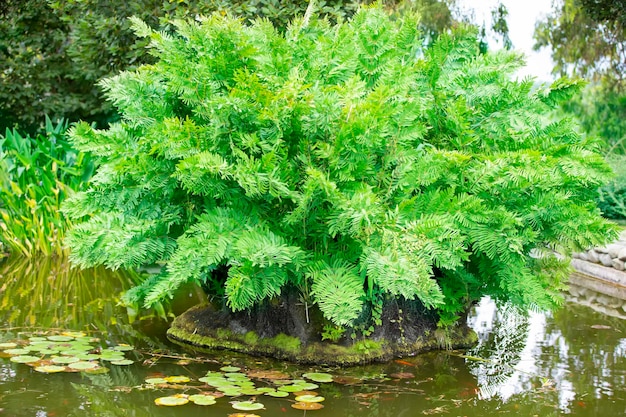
[166,297,477,366]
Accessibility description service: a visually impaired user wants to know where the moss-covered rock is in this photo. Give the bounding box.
[166,300,477,366]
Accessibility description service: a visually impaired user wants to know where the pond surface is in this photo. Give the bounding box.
[1,256,625,416]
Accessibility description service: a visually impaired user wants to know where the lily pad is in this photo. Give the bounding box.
[165,375,190,383]
[68,361,99,371]
[231,401,264,411]
[145,377,169,384]
[265,390,289,397]
[297,382,320,390]
[188,394,217,405]
[47,335,74,342]
[61,331,87,338]
[295,395,325,403]
[292,402,324,410]
[154,396,189,406]
[220,366,241,372]
[247,370,289,380]
[0,342,17,349]
[3,348,31,355]
[51,356,80,364]
[302,372,333,383]
[10,355,40,364]
[110,359,134,366]
[228,414,261,417]
[278,384,306,392]
[34,365,66,373]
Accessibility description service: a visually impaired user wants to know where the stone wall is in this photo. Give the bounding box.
[572,230,626,271]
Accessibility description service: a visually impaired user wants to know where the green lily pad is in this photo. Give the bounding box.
[47,335,74,342]
[240,388,265,395]
[51,356,80,364]
[38,349,61,355]
[302,372,333,383]
[278,384,306,392]
[34,365,66,373]
[0,342,17,349]
[3,348,31,355]
[298,382,320,390]
[99,355,125,362]
[145,377,168,384]
[256,387,277,393]
[110,359,134,366]
[154,396,189,406]
[10,355,40,363]
[188,394,216,405]
[61,331,87,338]
[204,371,225,378]
[68,361,99,370]
[231,401,264,411]
[220,366,241,372]
[84,366,109,374]
[76,353,100,361]
[220,389,243,396]
[265,390,290,397]
[295,395,325,403]
[29,337,48,342]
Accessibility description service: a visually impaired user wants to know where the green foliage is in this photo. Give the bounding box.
[0,0,108,132]
[64,6,617,330]
[0,118,94,256]
[534,0,626,84]
[597,155,626,220]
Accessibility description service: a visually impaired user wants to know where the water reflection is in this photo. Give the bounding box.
[0,256,625,416]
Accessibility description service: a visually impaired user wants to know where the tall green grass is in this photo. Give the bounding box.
[0,117,93,257]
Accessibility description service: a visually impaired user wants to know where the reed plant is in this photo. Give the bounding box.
[0,117,94,257]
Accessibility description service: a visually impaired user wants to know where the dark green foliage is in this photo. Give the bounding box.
[0,0,108,132]
[63,6,617,330]
[597,155,626,220]
[0,118,94,256]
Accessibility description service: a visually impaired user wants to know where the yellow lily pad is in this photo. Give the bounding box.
[154,395,189,406]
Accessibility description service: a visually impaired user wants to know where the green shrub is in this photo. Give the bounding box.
[597,155,626,220]
[0,118,94,256]
[63,6,617,330]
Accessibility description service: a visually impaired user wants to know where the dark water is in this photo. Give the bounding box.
[0,256,625,416]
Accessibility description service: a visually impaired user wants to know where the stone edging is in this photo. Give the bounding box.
[572,230,626,272]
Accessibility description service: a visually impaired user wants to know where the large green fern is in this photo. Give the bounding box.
[63,5,618,331]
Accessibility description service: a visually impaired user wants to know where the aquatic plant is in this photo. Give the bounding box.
[63,5,616,333]
[0,117,93,257]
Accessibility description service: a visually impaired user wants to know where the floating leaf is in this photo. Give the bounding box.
[29,337,48,342]
[278,384,306,392]
[10,355,40,363]
[221,366,241,372]
[292,402,324,410]
[62,331,87,338]
[3,348,31,355]
[256,387,277,393]
[47,335,74,342]
[165,375,191,383]
[297,383,320,390]
[231,401,264,411]
[0,342,17,349]
[76,353,100,361]
[84,366,110,374]
[154,396,189,406]
[293,390,319,397]
[295,395,325,403]
[265,390,289,397]
[68,361,99,370]
[51,356,80,364]
[204,371,225,378]
[34,365,66,373]
[302,372,333,383]
[189,394,217,405]
[111,359,134,366]
[240,388,265,395]
[145,377,168,384]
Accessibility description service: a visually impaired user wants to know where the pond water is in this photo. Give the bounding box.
[1,256,625,416]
